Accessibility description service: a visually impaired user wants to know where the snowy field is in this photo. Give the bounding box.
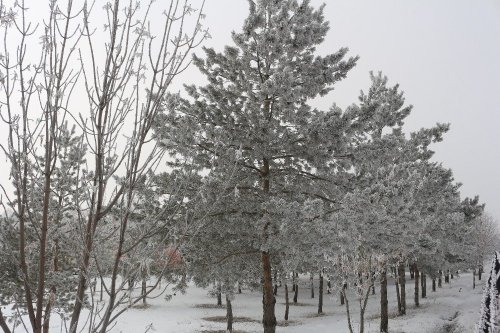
[1,271,485,333]
[110,272,482,333]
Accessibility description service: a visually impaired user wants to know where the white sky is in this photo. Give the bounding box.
[1,0,499,220]
[174,0,500,219]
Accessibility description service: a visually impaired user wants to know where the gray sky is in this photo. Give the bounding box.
[176,0,500,219]
[1,1,498,220]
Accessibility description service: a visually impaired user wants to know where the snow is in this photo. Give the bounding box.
[1,271,485,332]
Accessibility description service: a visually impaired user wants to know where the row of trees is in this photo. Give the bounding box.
[155,1,493,333]
[0,1,495,333]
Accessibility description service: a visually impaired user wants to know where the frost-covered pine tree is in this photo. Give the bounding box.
[325,72,452,332]
[156,1,357,331]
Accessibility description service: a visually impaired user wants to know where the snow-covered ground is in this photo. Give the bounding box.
[1,271,485,332]
[111,272,483,333]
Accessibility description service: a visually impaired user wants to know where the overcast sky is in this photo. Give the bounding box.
[1,0,498,220]
[175,0,500,219]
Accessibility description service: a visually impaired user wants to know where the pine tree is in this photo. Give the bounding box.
[156,1,357,331]
[324,72,451,332]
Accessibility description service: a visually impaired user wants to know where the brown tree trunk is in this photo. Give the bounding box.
[421,272,426,298]
[410,264,414,279]
[479,266,483,280]
[413,264,419,307]
[141,275,147,305]
[438,270,442,288]
[217,282,222,306]
[473,269,476,289]
[340,284,345,305]
[262,251,276,333]
[261,154,276,333]
[43,239,59,333]
[398,262,406,315]
[99,278,103,301]
[310,273,314,299]
[395,276,401,314]
[380,268,388,333]
[344,289,354,333]
[445,270,450,284]
[226,294,233,333]
[36,114,56,333]
[0,307,12,333]
[284,283,290,321]
[273,271,278,296]
[318,272,323,314]
[327,278,331,294]
[293,281,299,304]
[359,285,371,333]
[432,278,436,292]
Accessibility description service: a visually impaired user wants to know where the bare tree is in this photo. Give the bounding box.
[0,1,207,332]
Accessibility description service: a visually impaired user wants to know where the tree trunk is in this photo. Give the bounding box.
[438,270,442,288]
[398,262,406,315]
[359,285,371,333]
[445,270,450,284]
[284,283,290,321]
[43,239,59,333]
[395,277,401,314]
[238,282,242,294]
[141,275,147,305]
[0,308,12,333]
[273,271,278,296]
[127,278,134,307]
[310,273,314,298]
[380,268,388,333]
[100,279,104,301]
[432,278,436,292]
[327,278,331,294]
[421,273,426,298]
[479,266,483,280]
[35,105,58,333]
[343,289,354,333]
[226,294,233,333]
[293,281,299,304]
[318,272,323,314]
[340,283,345,305]
[217,282,222,306]
[410,264,414,279]
[413,264,419,307]
[262,251,277,333]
